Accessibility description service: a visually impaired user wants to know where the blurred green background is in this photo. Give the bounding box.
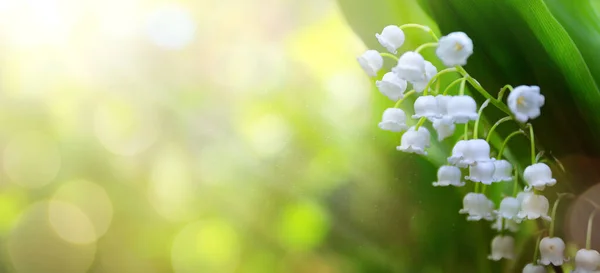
[1,0,600,272]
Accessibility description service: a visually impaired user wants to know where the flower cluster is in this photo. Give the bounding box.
[357,24,600,272]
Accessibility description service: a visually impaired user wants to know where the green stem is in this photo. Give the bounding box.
[528,124,536,164]
[486,116,512,142]
[474,181,480,193]
[463,122,469,140]
[497,130,526,160]
[415,117,427,130]
[380,52,398,61]
[394,90,416,108]
[481,184,487,194]
[586,210,597,249]
[549,193,574,237]
[423,68,458,96]
[459,75,467,95]
[399,24,439,41]
[415,42,438,54]
[443,77,467,95]
[497,84,513,101]
[473,99,490,139]
[512,167,519,196]
[455,66,512,116]
[535,151,545,163]
[533,233,543,263]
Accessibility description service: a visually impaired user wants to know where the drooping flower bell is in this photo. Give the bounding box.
[447,95,478,123]
[376,25,405,54]
[524,163,556,191]
[488,235,515,261]
[432,118,455,141]
[464,139,491,165]
[517,193,551,221]
[435,95,452,119]
[392,51,426,82]
[412,61,438,93]
[459,192,495,221]
[376,72,408,101]
[448,140,469,167]
[507,85,545,123]
[397,126,430,155]
[492,159,513,182]
[573,249,600,273]
[357,50,384,77]
[436,31,474,66]
[466,161,495,184]
[378,108,408,132]
[413,95,440,119]
[432,165,465,187]
[538,237,568,266]
[522,263,547,273]
[496,196,520,220]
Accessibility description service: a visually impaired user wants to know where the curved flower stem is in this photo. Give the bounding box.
[512,168,519,196]
[497,130,526,160]
[535,151,545,163]
[528,124,536,165]
[455,66,512,116]
[459,75,467,96]
[394,90,416,108]
[380,52,398,62]
[586,210,598,249]
[549,193,575,237]
[443,77,467,95]
[415,42,438,54]
[399,24,439,41]
[473,99,491,139]
[486,116,512,142]
[533,232,544,263]
[423,67,458,96]
[463,122,469,140]
[474,181,480,193]
[497,84,513,101]
[415,117,427,130]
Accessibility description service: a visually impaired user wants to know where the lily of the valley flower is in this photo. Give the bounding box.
[573,249,600,273]
[397,126,430,155]
[538,237,568,266]
[517,193,551,221]
[393,51,426,82]
[496,196,520,220]
[432,118,455,141]
[357,50,384,77]
[466,161,495,184]
[413,95,440,119]
[412,61,438,93]
[376,25,405,54]
[524,163,556,191]
[492,159,513,182]
[459,192,495,221]
[378,108,408,132]
[488,235,515,261]
[448,140,469,167]
[376,72,408,101]
[447,95,478,124]
[436,31,474,66]
[432,165,465,187]
[507,85,545,123]
[435,95,452,119]
[522,263,547,273]
[465,139,491,164]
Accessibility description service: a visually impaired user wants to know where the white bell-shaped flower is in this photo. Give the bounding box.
[459,192,495,221]
[397,126,430,155]
[436,31,474,66]
[378,108,408,132]
[517,193,551,221]
[392,51,426,82]
[376,25,405,54]
[524,163,556,191]
[463,139,491,165]
[538,237,568,266]
[436,95,452,118]
[492,218,520,232]
[432,165,465,187]
[376,72,408,101]
[496,197,520,220]
[447,95,478,123]
[517,191,533,204]
[493,159,513,182]
[432,117,455,141]
[573,249,600,273]
[413,95,440,119]
[412,61,438,93]
[507,85,545,123]
[357,50,384,77]
[522,263,547,273]
[448,140,469,167]
[488,235,515,261]
[466,161,495,184]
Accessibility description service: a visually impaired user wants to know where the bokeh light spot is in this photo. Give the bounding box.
[52,179,113,239]
[0,188,27,233]
[3,130,61,188]
[8,201,96,273]
[242,114,291,158]
[145,4,196,50]
[48,200,97,244]
[171,219,241,273]
[277,201,330,251]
